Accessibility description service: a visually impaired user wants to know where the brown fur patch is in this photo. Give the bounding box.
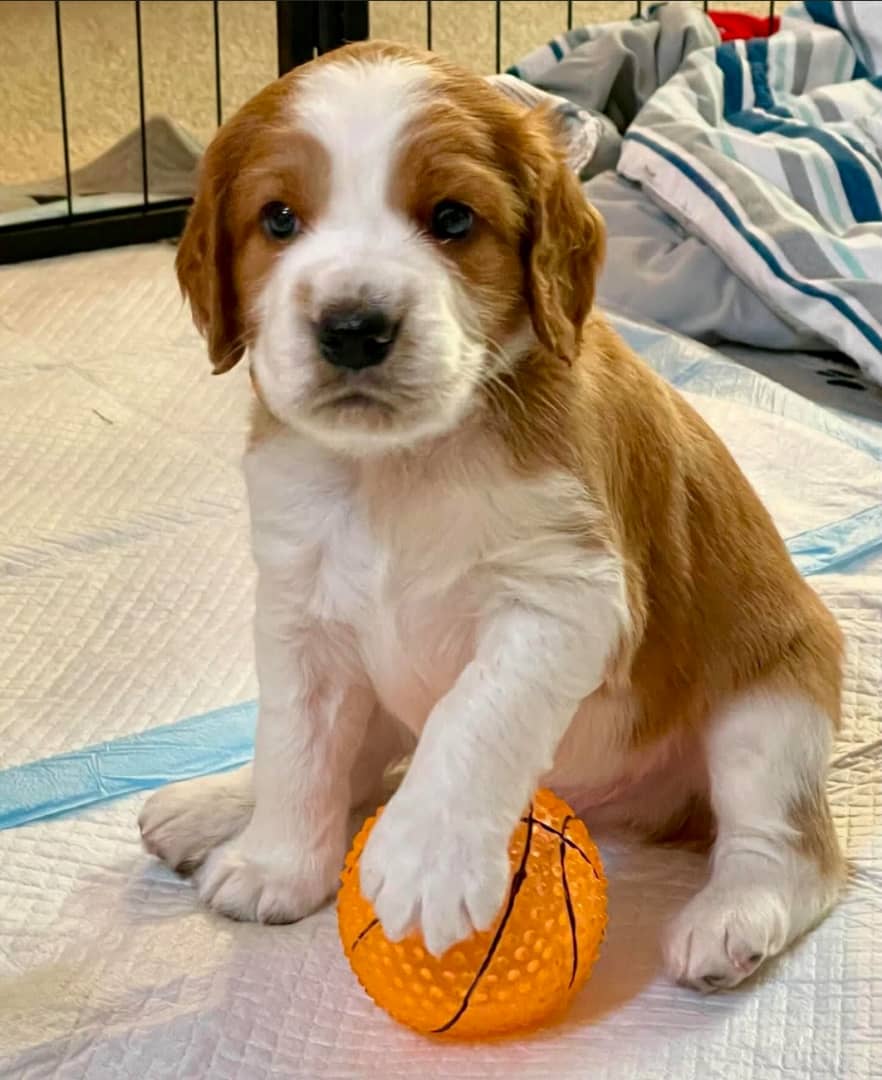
[392,71,604,363]
[788,785,845,881]
[393,96,527,352]
[176,72,330,372]
[227,130,331,327]
[487,310,844,752]
[646,793,716,851]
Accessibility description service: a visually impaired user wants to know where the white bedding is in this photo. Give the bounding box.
[0,244,880,1079]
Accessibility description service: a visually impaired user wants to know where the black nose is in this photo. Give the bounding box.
[316,306,399,370]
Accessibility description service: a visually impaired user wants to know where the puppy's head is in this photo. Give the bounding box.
[177,41,604,454]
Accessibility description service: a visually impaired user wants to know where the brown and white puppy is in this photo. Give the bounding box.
[139,42,844,992]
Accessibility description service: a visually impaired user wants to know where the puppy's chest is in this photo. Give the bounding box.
[303,487,498,725]
[253,446,594,728]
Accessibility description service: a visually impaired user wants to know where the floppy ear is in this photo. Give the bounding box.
[518,110,605,362]
[176,152,244,374]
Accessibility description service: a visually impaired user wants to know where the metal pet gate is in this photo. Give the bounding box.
[0,0,779,265]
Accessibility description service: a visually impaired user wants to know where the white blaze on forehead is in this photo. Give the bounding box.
[292,56,432,225]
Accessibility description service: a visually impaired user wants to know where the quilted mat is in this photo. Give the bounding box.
[0,245,880,1079]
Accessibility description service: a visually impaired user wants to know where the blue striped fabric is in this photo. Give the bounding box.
[718,36,881,221]
[505,1,882,383]
[617,2,882,384]
[805,1,838,29]
[716,42,744,114]
[505,25,605,82]
[798,1,874,75]
[625,130,882,356]
[745,38,775,111]
[718,95,882,222]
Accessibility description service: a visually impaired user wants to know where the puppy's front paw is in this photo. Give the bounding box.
[139,771,253,876]
[195,827,341,925]
[359,796,511,957]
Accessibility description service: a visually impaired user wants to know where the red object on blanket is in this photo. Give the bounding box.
[708,11,780,41]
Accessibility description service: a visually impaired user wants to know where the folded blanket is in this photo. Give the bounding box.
[509,1,882,386]
[619,1,882,384]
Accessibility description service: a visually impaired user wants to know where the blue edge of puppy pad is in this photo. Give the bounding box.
[2,315,881,831]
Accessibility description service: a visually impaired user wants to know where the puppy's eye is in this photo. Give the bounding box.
[430,200,474,241]
[261,201,299,240]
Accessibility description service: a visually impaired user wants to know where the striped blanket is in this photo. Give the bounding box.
[514,2,882,385]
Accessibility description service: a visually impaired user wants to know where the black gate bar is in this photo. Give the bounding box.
[213,0,223,128]
[134,0,149,207]
[53,0,72,219]
[277,0,369,75]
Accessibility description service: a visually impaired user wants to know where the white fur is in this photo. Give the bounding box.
[142,423,632,952]
[665,690,839,990]
[246,431,628,953]
[140,766,254,872]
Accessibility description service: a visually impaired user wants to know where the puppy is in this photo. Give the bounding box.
[139,41,844,992]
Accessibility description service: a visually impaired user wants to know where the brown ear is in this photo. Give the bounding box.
[518,110,605,362]
[176,154,244,374]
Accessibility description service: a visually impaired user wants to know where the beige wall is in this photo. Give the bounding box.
[0,0,775,186]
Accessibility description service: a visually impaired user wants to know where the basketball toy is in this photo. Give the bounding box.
[338,789,607,1038]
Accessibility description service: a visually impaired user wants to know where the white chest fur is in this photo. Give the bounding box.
[245,429,607,734]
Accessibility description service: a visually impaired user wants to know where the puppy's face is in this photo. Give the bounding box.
[177,42,603,454]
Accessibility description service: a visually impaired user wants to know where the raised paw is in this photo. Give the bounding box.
[139,770,253,876]
[195,827,341,924]
[664,881,789,992]
[359,793,512,957]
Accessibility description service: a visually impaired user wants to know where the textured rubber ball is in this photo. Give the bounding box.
[338,788,607,1038]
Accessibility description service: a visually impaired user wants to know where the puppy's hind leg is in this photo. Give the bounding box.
[664,683,844,992]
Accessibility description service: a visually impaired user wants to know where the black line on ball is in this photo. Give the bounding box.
[432,806,536,1034]
[350,917,379,953]
[521,816,600,880]
[559,815,578,988]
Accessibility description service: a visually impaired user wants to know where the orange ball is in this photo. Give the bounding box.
[338,788,607,1038]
